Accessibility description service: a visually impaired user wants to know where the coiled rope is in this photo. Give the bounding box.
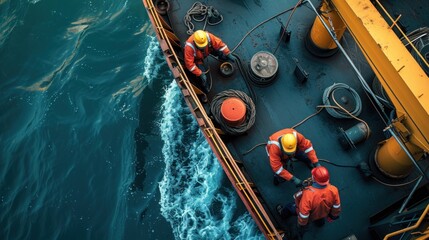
[210,90,256,136]
[183,2,223,35]
[322,83,362,119]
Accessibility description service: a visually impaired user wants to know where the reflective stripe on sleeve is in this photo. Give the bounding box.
[299,212,309,219]
[333,204,341,208]
[267,140,281,149]
[189,65,196,72]
[293,191,302,199]
[185,42,196,56]
[219,45,227,51]
[304,146,314,153]
[275,166,284,175]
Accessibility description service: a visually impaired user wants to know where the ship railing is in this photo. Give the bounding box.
[141,0,283,239]
[383,204,429,240]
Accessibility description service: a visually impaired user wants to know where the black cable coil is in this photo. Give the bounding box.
[247,64,278,87]
[210,89,256,136]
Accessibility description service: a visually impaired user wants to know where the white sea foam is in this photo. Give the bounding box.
[143,36,163,85]
[158,81,263,239]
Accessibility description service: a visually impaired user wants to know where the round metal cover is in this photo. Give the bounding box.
[329,88,357,112]
[250,51,278,78]
[219,62,234,77]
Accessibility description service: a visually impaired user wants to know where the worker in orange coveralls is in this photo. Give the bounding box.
[266,128,321,187]
[184,30,236,93]
[276,166,341,238]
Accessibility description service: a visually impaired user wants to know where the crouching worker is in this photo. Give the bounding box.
[266,128,321,187]
[276,166,341,238]
[184,30,236,94]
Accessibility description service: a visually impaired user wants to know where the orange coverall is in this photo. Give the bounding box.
[294,184,341,226]
[184,31,230,77]
[266,128,319,181]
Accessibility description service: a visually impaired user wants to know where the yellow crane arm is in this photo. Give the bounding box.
[329,0,429,152]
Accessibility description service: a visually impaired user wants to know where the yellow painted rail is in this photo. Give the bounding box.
[141,0,283,239]
[384,204,429,240]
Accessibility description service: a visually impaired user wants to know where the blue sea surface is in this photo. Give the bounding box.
[0,0,263,239]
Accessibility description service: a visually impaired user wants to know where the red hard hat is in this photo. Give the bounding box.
[311,166,330,185]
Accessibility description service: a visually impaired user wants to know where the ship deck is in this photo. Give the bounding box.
[149,0,429,239]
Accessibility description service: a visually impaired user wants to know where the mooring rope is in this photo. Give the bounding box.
[183,2,223,35]
[210,90,256,136]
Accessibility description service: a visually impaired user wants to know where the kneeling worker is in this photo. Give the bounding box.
[266,128,321,187]
[184,30,236,93]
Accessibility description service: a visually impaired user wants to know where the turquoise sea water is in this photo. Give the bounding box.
[0,0,262,239]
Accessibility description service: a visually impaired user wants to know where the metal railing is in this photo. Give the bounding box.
[384,204,429,239]
[141,0,282,239]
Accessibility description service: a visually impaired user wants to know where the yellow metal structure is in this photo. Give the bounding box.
[375,138,424,178]
[383,204,429,239]
[308,1,346,51]
[314,0,429,176]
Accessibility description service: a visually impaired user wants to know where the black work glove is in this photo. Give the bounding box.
[312,162,321,168]
[226,53,236,62]
[200,73,207,82]
[291,176,303,188]
[327,213,339,222]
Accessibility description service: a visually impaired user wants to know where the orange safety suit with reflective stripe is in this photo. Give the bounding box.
[266,128,319,181]
[294,184,341,226]
[184,31,230,77]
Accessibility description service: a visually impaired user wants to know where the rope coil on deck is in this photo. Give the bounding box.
[322,83,362,118]
[183,2,223,35]
[210,90,256,136]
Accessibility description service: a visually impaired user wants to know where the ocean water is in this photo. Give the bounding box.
[0,0,263,239]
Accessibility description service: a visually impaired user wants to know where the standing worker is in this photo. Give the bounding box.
[184,30,236,93]
[276,166,341,238]
[266,128,321,187]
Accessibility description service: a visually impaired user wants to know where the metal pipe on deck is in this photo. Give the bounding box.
[307,0,429,178]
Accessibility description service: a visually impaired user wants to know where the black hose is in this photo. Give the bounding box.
[233,53,257,102]
[319,159,358,169]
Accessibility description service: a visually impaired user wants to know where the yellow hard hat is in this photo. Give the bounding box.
[281,133,297,154]
[193,30,208,48]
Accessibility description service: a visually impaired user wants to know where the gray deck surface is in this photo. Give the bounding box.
[159,0,429,239]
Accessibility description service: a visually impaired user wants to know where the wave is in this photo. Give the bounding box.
[158,81,263,239]
[0,1,150,239]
